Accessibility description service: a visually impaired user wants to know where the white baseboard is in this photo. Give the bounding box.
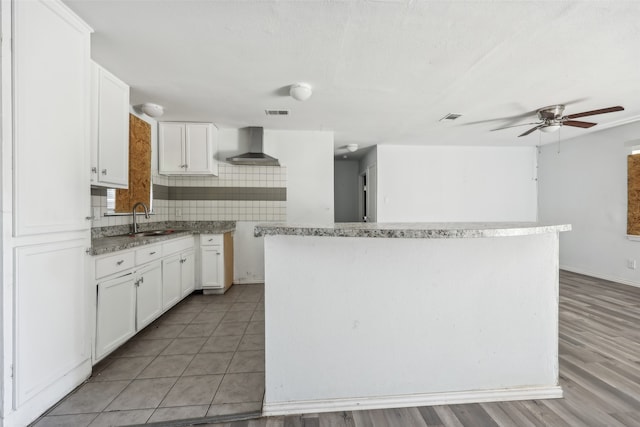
[262,385,563,416]
[233,279,265,285]
[560,265,640,289]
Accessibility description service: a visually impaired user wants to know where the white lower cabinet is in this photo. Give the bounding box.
[200,233,233,291]
[95,274,137,360]
[162,250,195,308]
[94,236,196,362]
[200,245,223,289]
[181,251,196,297]
[136,261,163,330]
[162,255,182,310]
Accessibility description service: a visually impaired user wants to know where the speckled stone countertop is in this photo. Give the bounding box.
[254,222,571,239]
[91,221,236,256]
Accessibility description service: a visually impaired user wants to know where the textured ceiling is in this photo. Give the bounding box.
[64,0,640,155]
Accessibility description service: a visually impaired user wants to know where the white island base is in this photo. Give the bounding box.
[257,223,570,416]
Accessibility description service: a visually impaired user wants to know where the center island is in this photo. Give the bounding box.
[255,222,571,416]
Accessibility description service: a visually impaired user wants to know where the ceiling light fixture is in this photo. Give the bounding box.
[540,124,561,133]
[289,83,313,101]
[141,103,164,118]
[346,144,359,152]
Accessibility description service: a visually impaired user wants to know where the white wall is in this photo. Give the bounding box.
[376,145,538,222]
[264,129,334,223]
[334,160,359,222]
[538,121,640,287]
[214,128,334,283]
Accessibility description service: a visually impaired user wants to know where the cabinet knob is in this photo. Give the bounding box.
[101,169,107,175]
[116,260,124,265]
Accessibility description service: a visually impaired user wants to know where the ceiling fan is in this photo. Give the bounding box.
[493,105,624,137]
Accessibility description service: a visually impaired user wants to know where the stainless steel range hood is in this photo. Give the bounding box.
[226,127,280,166]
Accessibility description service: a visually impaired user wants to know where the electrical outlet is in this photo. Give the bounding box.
[627,259,637,270]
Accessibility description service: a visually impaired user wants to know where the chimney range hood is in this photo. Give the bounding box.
[226,127,280,166]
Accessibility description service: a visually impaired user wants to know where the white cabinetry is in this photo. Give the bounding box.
[162,255,182,310]
[94,260,162,360]
[159,122,218,175]
[200,233,233,292]
[181,251,196,297]
[95,274,136,360]
[162,237,195,309]
[93,236,196,362]
[136,262,163,329]
[4,1,93,425]
[90,61,130,188]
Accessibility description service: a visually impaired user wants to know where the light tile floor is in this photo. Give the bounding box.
[32,284,265,427]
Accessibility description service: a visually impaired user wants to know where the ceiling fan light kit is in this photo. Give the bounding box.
[492,104,624,137]
[539,124,561,133]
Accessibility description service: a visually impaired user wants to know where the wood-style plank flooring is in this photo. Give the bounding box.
[200,271,640,427]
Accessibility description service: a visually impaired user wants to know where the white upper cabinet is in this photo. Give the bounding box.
[13,0,92,236]
[159,122,218,176]
[90,61,130,188]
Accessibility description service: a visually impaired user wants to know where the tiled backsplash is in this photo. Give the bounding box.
[91,164,287,228]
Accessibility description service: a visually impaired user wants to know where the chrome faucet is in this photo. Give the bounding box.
[131,202,150,234]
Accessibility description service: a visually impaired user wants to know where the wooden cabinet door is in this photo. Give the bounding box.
[96,274,136,360]
[136,262,163,330]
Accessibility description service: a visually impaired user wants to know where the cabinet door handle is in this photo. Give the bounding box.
[91,167,97,173]
[208,238,213,242]
[216,252,221,255]
[149,251,156,255]
[140,277,144,284]
[85,216,93,220]
[101,169,107,175]
[116,260,124,265]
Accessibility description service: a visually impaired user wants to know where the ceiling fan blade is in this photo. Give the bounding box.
[490,122,541,131]
[563,120,597,129]
[565,106,624,119]
[518,125,543,137]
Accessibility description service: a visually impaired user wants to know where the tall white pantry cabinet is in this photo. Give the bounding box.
[0,1,94,426]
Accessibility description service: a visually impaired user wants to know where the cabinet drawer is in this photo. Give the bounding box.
[95,251,135,279]
[163,237,194,256]
[200,234,223,246]
[135,244,162,265]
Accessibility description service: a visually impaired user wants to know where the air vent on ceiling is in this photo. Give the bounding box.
[265,109,290,116]
[439,113,462,121]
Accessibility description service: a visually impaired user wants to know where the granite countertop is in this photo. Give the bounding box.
[91,221,236,256]
[254,222,572,239]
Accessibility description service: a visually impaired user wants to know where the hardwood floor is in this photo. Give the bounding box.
[198,271,640,427]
